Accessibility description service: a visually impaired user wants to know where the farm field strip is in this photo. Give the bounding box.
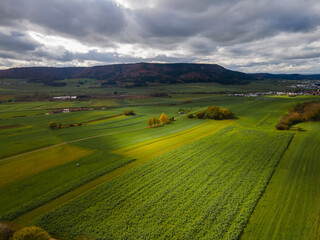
[84,114,126,125]
[241,122,320,240]
[1,154,134,223]
[0,144,93,188]
[115,120,230,161]
[35,126,293,240]
[0,124,146,163]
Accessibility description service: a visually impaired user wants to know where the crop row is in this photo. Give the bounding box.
[36,126,293,240]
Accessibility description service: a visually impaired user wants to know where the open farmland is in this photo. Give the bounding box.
[0,88,320,239]
[1,0,320,237]
[35,126,293,239]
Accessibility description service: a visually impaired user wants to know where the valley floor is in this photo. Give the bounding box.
[0,94,319,239]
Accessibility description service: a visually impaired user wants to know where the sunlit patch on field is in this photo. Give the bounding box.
[114,120,231,161]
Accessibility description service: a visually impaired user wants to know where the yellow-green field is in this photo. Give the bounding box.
[115,120,231,161]
[242,122,320,240]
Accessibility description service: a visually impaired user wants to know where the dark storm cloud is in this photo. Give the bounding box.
[1,0,318,47]
[0,0,126,41]
[0,31,42,52]
[135,0,320,45]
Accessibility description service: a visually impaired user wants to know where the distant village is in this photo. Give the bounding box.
[232,80,320,97]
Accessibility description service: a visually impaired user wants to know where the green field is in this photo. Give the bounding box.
[242,122,320,240]
[35,126,293,239]
[0,82,320,239]
[0,78,292,96]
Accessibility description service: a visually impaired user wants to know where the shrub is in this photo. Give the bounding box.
[275,122,289,130]
[194,110,207,119]
[193,106,233,120]
[187,113,194,118]
[124,110,135,116]
[12,226,50,240]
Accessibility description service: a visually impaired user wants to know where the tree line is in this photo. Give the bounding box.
[49,121,82,129]
[276,101,320,130]
[147,113,174,127]
[187,106,233,120]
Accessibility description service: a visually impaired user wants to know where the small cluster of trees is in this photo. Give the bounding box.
[147,113,174,127]
[187,106,233,120]
[49,121,83,129]
[124,110,135,116]
[276,101,320,130]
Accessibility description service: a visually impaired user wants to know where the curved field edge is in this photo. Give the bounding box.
[241,122,320,240]
[35,126,293,240]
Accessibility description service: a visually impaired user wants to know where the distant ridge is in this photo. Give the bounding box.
[1,63,319,87]
[0,63,255,86]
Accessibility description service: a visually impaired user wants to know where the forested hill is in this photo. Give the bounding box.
[0,63,256,86]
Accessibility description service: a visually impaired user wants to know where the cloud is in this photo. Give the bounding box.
[0,31,42,52]
[0,0,127,46]
[0,0,320,73]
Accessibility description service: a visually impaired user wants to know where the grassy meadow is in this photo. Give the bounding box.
[0,81,320,239]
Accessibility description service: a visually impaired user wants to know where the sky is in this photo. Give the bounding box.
[0,0,320,73]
